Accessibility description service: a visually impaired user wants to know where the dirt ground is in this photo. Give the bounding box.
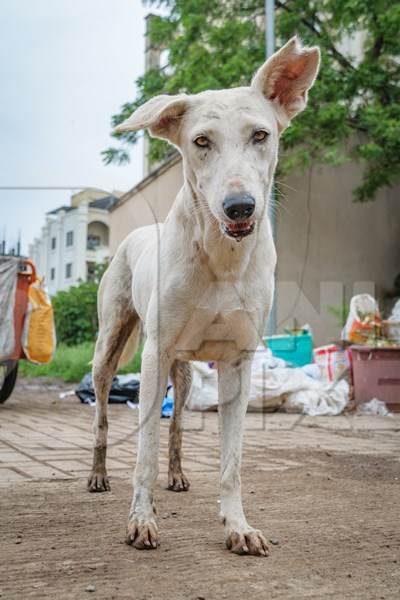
[0,379,399,600]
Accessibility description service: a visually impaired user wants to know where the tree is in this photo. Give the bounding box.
[52,263,108,345]
[103,0,400,202]
[52,281,98,345]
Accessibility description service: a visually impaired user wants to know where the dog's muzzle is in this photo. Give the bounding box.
[221,221,255,240]
[222,193,255,221]
[221,193,256,241]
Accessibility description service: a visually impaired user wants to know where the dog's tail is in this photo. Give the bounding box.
[117,320,141,369]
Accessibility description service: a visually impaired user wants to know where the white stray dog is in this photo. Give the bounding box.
[88,37,320,556]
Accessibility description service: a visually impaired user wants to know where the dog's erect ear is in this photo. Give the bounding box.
[114,94,190,144]
[251,37,320,127]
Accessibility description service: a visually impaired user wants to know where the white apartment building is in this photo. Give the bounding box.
[29,190,118,295]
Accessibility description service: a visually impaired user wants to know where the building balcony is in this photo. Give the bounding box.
[86,245,109,264]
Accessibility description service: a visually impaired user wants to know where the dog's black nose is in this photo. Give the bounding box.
[222,193,255,221]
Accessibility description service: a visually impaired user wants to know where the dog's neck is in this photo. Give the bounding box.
[177,176,271,280]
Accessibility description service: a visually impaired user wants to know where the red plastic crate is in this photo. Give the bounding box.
[351,346,400,412]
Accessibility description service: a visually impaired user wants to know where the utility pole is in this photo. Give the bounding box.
[265,0,277,336]
[266,0,275,58]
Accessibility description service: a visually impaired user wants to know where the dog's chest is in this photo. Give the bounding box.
[172,279,264,362]
[174,313,258,361]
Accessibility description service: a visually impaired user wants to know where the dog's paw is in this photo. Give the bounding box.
[225,528,269,557]
[126,517,159,550]
[87,470,110,493]
[167,469,190,492]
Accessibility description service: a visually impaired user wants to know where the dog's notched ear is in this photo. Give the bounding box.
[114,94,190,143]
[252,36,320,127]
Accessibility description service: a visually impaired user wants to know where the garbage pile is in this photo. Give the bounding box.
[187,294,400,415]
[187,345,349,416]
[76,373,140,406]
[343,294,400,347]
[75,372,173,417]
[344,295,400,412]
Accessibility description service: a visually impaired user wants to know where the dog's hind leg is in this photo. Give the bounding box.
[88,260,138,493]
[168,360,192,492]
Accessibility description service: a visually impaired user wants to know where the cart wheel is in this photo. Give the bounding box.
[0,362,19,403]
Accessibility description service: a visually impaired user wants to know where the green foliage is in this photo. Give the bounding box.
[19,342,143,383]
[19,342,95,382]
[326,302,350,328]
[104,0,400,201]
[51,263,108,345]
[52,282,99,346]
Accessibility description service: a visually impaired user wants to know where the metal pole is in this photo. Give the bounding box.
[266,0,277,336]
[266,0,275,58]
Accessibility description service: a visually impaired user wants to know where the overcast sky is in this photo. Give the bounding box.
[0,0,153,253]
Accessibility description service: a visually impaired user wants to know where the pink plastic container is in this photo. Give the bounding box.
[351,346,400,412]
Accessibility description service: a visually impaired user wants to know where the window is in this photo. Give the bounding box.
[51,237,56,250]
[66,231,74,247]
[50,268,55,281]
[87,234,101,250]
[65,263,72,279]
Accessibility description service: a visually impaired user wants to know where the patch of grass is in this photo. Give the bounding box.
[19,341,142,383]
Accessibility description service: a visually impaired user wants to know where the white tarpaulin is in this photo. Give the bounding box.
[186,346,349,416]
[0,257,19,361]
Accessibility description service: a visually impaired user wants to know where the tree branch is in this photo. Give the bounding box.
[275,0,355,71]
[371,34,384,59]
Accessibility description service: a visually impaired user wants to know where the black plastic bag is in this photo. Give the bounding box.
[75,373,140,405]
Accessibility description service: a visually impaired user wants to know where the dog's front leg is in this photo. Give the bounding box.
[126,341,169,550]
[218,358,269,556]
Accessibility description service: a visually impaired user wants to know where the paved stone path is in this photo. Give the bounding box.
[1,379,399,486]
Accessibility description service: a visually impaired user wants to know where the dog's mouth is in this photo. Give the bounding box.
[221,221,255,241]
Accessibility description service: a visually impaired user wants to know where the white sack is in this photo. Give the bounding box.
[284,379,349,416]
[188,361,218,411]
[186,346,349,416]
[0,257,19,361]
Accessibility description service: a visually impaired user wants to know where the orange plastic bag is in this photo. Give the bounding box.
[342,294,381,345]
[22,278,56,364]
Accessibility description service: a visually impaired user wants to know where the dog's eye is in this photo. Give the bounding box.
[253,130,269,143]
[193,135,210,148]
